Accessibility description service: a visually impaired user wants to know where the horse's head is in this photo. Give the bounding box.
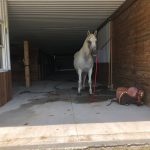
[86,30,97,54]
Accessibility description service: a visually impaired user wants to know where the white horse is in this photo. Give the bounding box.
[74,30,97,95]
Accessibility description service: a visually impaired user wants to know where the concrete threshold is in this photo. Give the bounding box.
[0,122,150,149]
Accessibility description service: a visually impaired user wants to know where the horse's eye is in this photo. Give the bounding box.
[88,40,91,44]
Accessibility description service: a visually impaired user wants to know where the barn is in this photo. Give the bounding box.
[0,0,150,149]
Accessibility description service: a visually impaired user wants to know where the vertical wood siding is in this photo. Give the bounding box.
[112,0,150,104]
[0,71,12,106]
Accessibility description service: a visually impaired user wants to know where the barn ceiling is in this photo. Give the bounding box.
[7,0,125,54]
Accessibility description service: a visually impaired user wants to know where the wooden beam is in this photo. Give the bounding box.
[110,21,113,89]
[23,40,31,87]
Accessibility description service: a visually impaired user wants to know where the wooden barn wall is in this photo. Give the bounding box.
[112,0,150,104]
[0,71,12,106]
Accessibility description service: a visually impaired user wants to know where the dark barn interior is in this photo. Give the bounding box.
[0,0,150,106]
[8,0,119,87]
[0,0,150,148]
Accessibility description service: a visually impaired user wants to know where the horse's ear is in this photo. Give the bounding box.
[87,30,90,36]
[94,30,97,36]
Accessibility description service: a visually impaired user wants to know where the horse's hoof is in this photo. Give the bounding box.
[89,89,92,95]
[78,93,81,96]
[89,91,93,95]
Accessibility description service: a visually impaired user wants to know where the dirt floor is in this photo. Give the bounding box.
[0,71,150,149]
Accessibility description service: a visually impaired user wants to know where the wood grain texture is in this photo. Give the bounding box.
[24,41,31,87]
[0,71,12,106]
[112,0,150,105]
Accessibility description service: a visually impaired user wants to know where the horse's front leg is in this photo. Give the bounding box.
[88,68,93,95]
[78,69,82,95]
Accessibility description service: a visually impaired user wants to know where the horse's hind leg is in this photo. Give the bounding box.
[88,68,93,95]
[82,73,87,90]
[78,69,82,95]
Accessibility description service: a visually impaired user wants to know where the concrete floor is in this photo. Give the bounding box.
[0,74,150,149]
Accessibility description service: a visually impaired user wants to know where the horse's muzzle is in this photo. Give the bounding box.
[92,47,97,55]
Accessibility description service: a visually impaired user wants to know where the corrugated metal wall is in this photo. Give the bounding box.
[97,22,110,63]
[7,0,125,53]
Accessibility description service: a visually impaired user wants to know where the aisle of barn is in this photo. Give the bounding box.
[0,76,150,149]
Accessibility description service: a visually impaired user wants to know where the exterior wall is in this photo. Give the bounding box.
[0,0,12,106]
[0,71,12,106]
[112,0,150,104]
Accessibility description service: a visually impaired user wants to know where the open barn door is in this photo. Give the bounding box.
[0,0,10,70]
[0,0,12,106]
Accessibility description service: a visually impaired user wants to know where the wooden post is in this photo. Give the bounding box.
[108,21,113,89]
[23,41,31,87]
[110,21,113,89]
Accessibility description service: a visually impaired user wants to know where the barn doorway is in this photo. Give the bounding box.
[1,0,150,148]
